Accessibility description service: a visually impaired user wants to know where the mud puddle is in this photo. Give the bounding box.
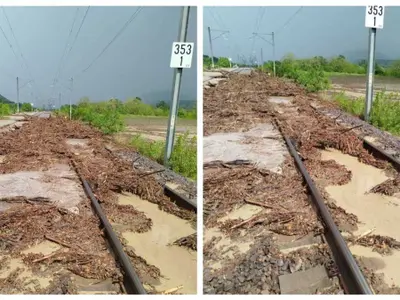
[118,193,196,294]
[321,148,400,287]
[0,241,60,291]
[0,240,118,294]
[350,245,400,288]
[204,204,262,270]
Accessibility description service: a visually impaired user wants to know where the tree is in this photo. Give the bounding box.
[21,103,32,112]
[156,100,169,110]
[217,57,230,68]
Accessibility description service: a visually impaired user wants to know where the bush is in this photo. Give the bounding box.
[274,55,330,92]
[0,103,11,117]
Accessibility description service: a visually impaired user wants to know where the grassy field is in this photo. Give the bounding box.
[333,92,400,136]
[120,115,197,180]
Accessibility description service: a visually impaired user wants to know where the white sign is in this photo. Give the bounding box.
[170,42,194,68]
[365,5,384,29]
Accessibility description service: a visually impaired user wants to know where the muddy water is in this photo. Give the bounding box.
[0,241,61,291]
[204,204,263,270]
[321,149,400,287]
[118,194,196,294]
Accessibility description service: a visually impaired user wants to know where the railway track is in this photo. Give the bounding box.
[78,174,196,294]
[273,112,400,294]
[0,114,197,295]
[203,70,400,295]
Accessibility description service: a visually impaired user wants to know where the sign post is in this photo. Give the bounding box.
[364,5,384,122]
[165,6,193,166]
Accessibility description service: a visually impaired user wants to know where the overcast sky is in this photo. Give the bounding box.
[0,6,197,107]
[204,6,400,63]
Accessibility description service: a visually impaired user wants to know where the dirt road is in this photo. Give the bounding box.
[0,114,197,295]
[203,71,400,294]
[328,75,400,99]
[114,116,196,144]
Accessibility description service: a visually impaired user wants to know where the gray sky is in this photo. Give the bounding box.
[204,6,400,63]
[0,6,197,107]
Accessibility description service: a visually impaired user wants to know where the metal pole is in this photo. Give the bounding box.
[69,77,73,120]
[261,48,264,71]
[16,77,19,113]
[59,92,61,109]
[272,32,276,77]
[364,28,376,122]
[164,6,190,166]
[207,26,215,69]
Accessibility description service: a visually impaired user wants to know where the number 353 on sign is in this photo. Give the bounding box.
[170,42,194,68]
[365,5,384,29]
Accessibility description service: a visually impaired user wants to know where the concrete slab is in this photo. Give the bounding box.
[203,72,223,80]
[75,277,119,294]
[0,164,86,212]
[269,96,293,105]
[0,119,16,127]
[203,123,287,172]
[276,234,323,254]
[279,265,333,294]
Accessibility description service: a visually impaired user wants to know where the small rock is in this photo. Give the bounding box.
[281,259,289,271]
[277,259,284,267]
[289,257,303,273]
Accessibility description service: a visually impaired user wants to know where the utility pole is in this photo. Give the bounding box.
[16,77,19,113]
[207,26,215,69]
[271,32,276,77]
[253,32,276,76]
[59,92,61,109]
[364,28,377,122]
[164,6,190,166]
[261,48,264,71]
[69,77,73,120]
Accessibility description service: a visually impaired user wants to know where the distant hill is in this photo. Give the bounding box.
[0,94,13,104]
[179,100,196,109]
[342,50,397,66]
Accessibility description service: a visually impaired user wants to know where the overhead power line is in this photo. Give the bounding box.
[206,7,225,30]
[213,7,228,30]
[62,7,90,72]
[1,8,42,100]
[275,6,303,35]
[51,7,80,94]
[78,6,143,75]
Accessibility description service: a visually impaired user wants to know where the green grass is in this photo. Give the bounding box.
[334,92,400,135]
[130,132,197,180]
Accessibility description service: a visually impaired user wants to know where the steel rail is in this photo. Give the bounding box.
[81,179,147,294]
[363,139,400,172]
[164,185,197,213]
[283,135,373,294]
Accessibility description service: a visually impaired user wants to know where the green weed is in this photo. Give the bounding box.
[130,132,197,180]
[333,92,400,135]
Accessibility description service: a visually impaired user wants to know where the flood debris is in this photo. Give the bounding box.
[369,175,400,196]
[0,116,196,294]
[173,233,197,251]
[203,70,399,294]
